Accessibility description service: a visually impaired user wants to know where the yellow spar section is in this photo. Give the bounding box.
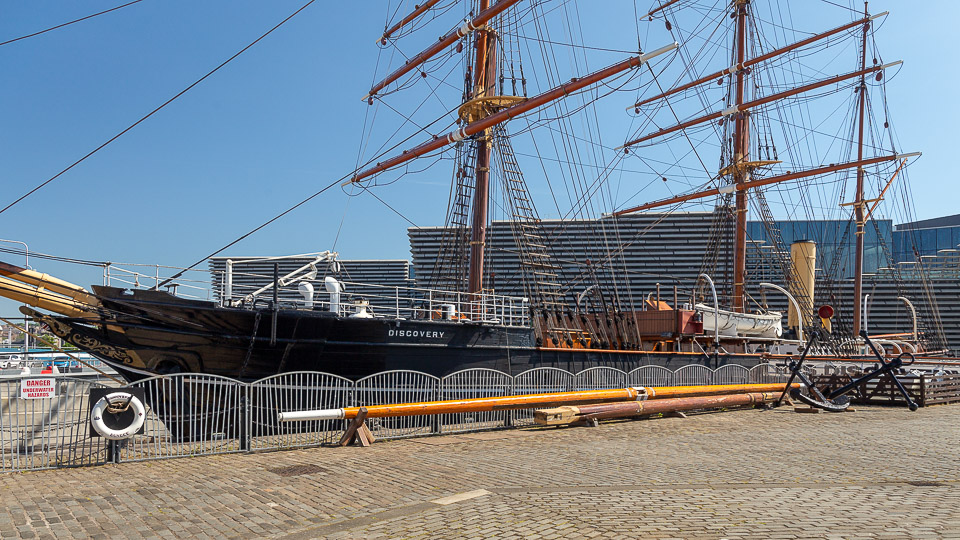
[0,261,98,318]
[0,261,95,303]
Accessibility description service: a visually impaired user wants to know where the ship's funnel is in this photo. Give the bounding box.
[788,240,816,330]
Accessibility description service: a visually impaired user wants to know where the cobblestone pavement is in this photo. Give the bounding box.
[1,404,958,539]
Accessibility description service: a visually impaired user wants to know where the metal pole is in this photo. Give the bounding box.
[863,293,872,335]
[0,239,29,268]
[760,282,804,342]
[273,263,279,306]
[897,296,918,342]
[271,263,279,347]
[698,273,720,347]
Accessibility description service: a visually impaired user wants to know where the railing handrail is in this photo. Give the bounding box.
[102,260,531,326]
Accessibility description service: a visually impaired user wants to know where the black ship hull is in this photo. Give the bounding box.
[31,286,765,383]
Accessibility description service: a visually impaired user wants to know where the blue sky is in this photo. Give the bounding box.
[0,0,956,313]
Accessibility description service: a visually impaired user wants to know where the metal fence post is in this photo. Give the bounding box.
[920,374,926,408]
[504,372,515,428]
[431,383,441,435]
[107,440,121,464]
[239,388,250,452]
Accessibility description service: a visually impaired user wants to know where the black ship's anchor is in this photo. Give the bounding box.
[777,331,919,412]
[776,307,919,412]
[774,330,851,411]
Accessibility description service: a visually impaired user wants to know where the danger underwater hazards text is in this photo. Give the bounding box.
[20,378,56,399]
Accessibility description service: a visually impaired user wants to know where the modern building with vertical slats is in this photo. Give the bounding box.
[410,212,735,309]
[409,212,960,353]
[204,212,960,353]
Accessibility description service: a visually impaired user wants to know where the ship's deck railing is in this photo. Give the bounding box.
[101,262,531,327]
[103,262,216,301]
[318,280,530,327]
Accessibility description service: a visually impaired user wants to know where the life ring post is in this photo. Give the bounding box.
[88,388,147,448]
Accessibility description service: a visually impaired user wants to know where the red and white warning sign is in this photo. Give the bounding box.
[20,378,56,399]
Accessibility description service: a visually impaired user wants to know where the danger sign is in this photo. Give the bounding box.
[20,378,56,399]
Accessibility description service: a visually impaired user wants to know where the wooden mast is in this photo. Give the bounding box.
[364,0,522,101]
[852,1,870,335]
[622,6,883,316]
[467,0,497,295]
[629,13,885,110]
[731,0,750,312]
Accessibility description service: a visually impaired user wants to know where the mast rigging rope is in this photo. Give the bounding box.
[0,0,147,47]
[0,0,318,217]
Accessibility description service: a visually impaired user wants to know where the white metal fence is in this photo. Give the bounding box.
[0,364,789,473]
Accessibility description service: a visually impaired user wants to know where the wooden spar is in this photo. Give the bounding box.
[0,275,94,319]
[630,12,886,110]
[349,42,678,184]
[619,61,901,150]
[581,392,780,418]
[534,392,780,424]
[643,383,791,399]
[853,2,870,336]
[379,0,444,43]
[643,0,682,19]
[467,0,496,296]
[277,383,799,421]
[0,260,96,305]
[364,0,523,100]
[864,158,908,221]
[611,152,920,215]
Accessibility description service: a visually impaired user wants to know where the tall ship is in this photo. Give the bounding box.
[0,0,953,382]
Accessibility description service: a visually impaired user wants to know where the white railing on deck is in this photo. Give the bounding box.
[103,263,214,301]
[325,280,529,327]
[101,262,531,328]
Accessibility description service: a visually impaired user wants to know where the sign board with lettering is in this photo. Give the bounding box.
[20,378,57,399]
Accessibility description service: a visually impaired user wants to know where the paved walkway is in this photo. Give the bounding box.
[1,403,958,539]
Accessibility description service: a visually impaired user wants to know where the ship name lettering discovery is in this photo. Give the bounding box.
[388,329,445,339]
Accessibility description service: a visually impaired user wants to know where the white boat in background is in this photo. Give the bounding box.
[696,304,782,339]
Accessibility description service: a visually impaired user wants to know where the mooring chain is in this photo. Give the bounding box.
[238,311,263,379]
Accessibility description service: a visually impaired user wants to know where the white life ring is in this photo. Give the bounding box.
[91,392,146,440]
